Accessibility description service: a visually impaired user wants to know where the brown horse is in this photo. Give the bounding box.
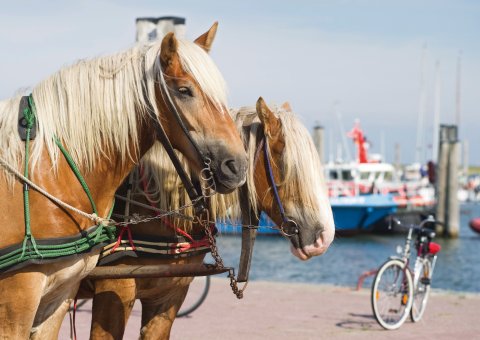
[84,97,335,339]
[0,23,247,339]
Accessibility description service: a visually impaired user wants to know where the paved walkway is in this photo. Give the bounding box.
[59,278,480,339]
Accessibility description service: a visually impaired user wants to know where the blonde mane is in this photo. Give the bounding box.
[229,105,328,224]
[132,142,229,232]
[0,38,227,176]
[135,105,328,232]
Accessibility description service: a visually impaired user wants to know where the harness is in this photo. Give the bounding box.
[143,58,210,215]
[0,95,116,273]
[236,123,299,282]
[0,57,212,273]
[97,166,214,266]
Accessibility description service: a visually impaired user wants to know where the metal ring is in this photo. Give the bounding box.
[279,219,299,237]
[199,159,216,194]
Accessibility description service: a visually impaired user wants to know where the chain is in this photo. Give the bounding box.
[111,196,205,227]
[199,210,247,299]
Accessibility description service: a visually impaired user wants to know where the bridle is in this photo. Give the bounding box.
[252,128,299,238]
[261,136,299,237]
[142,61,214,214]
[236,123,299,283]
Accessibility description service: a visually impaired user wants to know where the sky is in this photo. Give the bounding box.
[1,0,479,165]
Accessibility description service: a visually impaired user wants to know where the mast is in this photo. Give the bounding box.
[455,51,462,131]
[415,43,427,164]
[432,60,441,162]
[380,130,386,163]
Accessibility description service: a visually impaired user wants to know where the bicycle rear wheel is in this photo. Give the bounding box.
[177,276,211,317]
[410,258,432,322]
[371,259,413,330]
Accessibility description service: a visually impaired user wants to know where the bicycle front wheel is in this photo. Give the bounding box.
[371,259,413,330]
[177,275,211,317]
[410,258,432,322]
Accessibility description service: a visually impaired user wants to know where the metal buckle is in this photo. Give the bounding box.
[279,218,299,237]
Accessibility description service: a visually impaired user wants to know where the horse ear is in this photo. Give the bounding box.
[194,22,218,53]
[256,97,281,138]
[281,102,292,112]
[160,32,178,68]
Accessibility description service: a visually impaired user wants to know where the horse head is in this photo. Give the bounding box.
[254,97,335,260]
[150,23,247,194]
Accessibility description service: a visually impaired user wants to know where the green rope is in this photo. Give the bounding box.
[20,94,42,260]
[0,94,117,271]
[54,137,98,214]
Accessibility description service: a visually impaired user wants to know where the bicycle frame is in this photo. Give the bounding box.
[371,215,440,330]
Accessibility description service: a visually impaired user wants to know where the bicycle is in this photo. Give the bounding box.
[371,215,441,330]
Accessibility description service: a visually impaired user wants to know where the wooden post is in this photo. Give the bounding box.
[447,141,460,237]
[435,125,459,237]
[435,141,448,235]
[312,125,324,164]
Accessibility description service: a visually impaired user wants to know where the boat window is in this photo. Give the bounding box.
[384,172,393,181]
[341,170,353,181]
[360,172,370,180]
[329,170,338,180]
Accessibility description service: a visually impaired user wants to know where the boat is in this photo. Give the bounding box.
[216,212,281,236]
[218,122,434,236]
[217,194,398,236]
[330,194,397,235]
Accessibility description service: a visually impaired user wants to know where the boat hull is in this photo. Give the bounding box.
[331,194,397,235]
[217,194,398,236]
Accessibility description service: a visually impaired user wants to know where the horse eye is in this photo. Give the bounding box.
[177,86,193,97]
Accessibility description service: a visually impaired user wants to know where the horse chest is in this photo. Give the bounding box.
[42,251,101,297]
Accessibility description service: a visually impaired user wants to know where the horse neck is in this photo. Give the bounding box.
[80,121,156,219]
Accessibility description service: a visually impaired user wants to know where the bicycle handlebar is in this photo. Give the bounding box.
[389,215,439,236]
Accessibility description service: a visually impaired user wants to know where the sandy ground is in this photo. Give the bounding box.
[59,278,480,339]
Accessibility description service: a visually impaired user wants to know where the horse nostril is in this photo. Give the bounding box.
[221,159,239,176]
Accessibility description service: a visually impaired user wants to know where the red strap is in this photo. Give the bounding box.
[72,295,78,340]
[111,225,136,253]
[172,237,210,253]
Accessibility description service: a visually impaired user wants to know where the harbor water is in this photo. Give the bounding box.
[211,202,480,293]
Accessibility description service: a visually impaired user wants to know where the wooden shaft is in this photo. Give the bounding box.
[87,263,230,279]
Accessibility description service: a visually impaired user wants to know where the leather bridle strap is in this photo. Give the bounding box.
[236,184,258,283]
[263,137,299,237]
[142,63,207,213]
[236,126,264,283]
[150,115,206,213]
[157,75,207,163]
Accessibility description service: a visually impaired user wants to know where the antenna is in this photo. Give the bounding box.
[334,101,352,162]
